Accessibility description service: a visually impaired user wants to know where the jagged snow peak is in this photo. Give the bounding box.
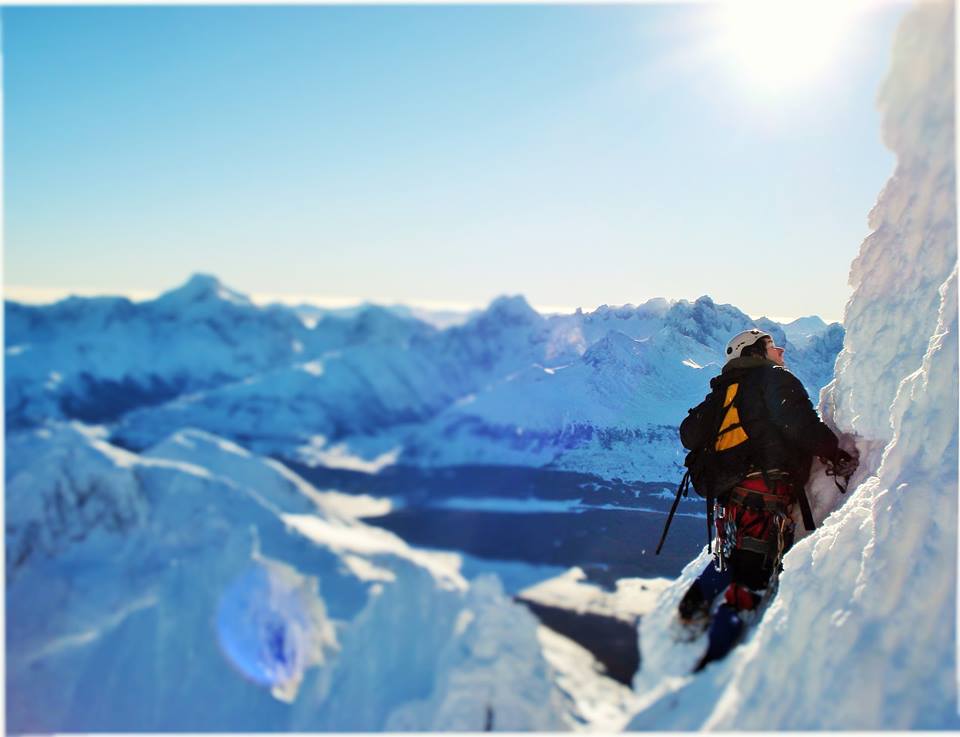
[480,294,544,327]
[630,2,958,729]
[151,272,253,309]
[781,315,830,347]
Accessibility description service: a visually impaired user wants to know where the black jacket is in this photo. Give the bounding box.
[680,356,839,489]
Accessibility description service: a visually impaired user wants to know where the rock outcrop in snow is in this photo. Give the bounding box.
[629,2,958,729]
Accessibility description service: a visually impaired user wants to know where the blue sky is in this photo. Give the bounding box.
[4,3,908,321]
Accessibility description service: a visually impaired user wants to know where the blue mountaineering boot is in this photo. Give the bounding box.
[673,564,731,642]
[693,603,744,672]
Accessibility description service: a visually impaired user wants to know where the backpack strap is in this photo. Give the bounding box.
[702,377,737,553]
[706,493,714,555]
[794,480,816,531]
[662,378,733,554]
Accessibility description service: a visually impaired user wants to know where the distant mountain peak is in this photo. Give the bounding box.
[781,315,832,347]
[784,315,830,334]
[154,273,252,308]
[591,304,637,319]
[582,329,644,368]
[351,303,429,334]
[664,295,749,344]
[587,297,671,321]
[479,295,541,326]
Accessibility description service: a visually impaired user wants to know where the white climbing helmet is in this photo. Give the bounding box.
[724,328,770,363]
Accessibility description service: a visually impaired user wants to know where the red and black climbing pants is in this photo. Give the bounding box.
[714,475,795,612]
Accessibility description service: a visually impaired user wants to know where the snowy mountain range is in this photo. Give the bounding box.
[6,1,956,731]
[7,275,842,484]
[287,300,478,330]
[5,274,434,428]
[4,274,845,732]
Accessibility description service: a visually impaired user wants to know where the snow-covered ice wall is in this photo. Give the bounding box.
[630,1,958,729]
[823,0,957,463]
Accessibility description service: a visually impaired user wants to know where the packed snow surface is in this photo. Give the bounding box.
[5,425,581,732]
[520,567,671,623]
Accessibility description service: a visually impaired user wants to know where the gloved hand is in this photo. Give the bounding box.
[831,448,859,478]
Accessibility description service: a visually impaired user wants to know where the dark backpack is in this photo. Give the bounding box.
[656,375,816,555]
[686,379,754,499]
[656,377,757,555]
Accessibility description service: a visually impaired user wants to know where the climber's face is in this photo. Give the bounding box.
[764,338,786,367]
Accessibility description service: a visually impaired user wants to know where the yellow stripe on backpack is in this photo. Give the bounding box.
[715,382,748,450]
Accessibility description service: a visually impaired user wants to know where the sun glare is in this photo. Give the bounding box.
[709,1,868,97]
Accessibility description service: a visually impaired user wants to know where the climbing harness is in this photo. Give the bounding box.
[716,503,735,572]
[714,481,795,573]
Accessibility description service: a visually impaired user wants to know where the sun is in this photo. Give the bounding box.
[707,1,868,97]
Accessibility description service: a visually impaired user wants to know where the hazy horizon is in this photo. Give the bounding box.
[2,273,838,325]
[5,3,908,324]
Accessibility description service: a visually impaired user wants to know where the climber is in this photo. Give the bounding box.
[675,328,858,671]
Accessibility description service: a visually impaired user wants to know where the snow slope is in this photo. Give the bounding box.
[5,424,570,732]
[628,2,958,729]
[520,567,671,623]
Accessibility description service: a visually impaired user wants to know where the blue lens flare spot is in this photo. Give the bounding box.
[215,564,304,689]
